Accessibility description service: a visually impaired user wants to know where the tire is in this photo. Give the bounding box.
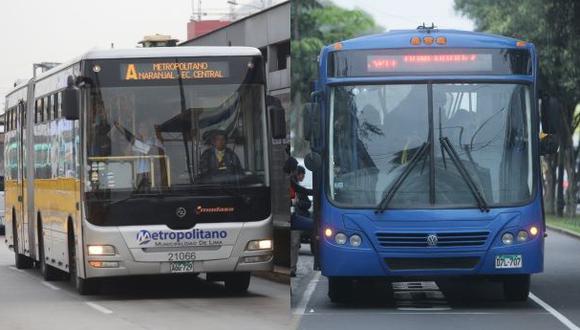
[224,272,251,294]
[38,225,61,281]
[503,274,530,302]
[68,229,100,295]
[13,220,33,269]
[328,277,354,303]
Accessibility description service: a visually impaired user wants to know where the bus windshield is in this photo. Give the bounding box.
[329,83,533,209]
[87,83,267,193]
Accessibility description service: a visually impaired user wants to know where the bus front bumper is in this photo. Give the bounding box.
[320,236,544,278]
[82,217,274,278]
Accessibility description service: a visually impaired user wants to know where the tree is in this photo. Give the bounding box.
[455,0,580,218]
[291,0,382,155]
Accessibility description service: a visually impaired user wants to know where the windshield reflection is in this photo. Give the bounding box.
[87,84,266,193]
[330,83,533,209]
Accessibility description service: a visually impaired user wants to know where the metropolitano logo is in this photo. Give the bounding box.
[135,228,228,246]
[136,230,152,245]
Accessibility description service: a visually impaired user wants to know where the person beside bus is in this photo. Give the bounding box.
[200,131,242,175]
[290,165,313,277]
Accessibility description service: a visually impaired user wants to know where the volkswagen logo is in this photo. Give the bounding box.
[176,207,187,218]
[426,234,438,247]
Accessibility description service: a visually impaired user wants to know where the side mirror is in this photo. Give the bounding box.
[269,105,286,139]
[62,78,80,120]
[541,97,561,134]
[304,152,321,171]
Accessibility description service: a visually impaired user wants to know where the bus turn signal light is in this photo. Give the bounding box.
[436,36,447,45]
[324,228,333,238]
[410,36,421,45]
[89,261,119,268]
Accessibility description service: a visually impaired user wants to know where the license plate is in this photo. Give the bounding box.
[169,261,194,273]
[495,255,523,269]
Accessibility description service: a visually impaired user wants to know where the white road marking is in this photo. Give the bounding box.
[85,302,113,315]
[293,271,321,315]
[41,281,60,290]
[8,266,24,273]
[530,293,580,330]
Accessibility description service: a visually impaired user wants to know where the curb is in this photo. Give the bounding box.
[546,224,580,240]
[253,266,290,285]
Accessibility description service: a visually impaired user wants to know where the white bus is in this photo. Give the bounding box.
[3,47,285,294]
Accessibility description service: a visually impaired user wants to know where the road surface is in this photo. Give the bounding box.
[292,230,580,330]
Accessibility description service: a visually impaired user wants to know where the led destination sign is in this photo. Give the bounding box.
[328,48,531,77]
[367,54,493,73]
[121,61,230,81]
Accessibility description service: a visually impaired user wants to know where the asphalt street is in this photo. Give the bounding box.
[292,230,580,330]
[0,236,293,330]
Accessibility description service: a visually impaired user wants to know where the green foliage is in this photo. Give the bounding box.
[455,0,580,216]
[454,0,580,108]
[291,1,383,105]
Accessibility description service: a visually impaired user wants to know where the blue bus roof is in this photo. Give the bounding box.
[325,29,533,52]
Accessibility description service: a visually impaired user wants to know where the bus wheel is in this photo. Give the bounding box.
[13,220,33,269]
[503,275,530,302]
[68,230,100,295]
[224,272,251,294]
[38,225,61,281]
[328,277,353,303]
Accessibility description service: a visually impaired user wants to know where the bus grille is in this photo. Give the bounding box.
[375,231,489,248]
[384,257,481,270]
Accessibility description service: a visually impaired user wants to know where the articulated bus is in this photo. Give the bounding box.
[3,47,285,294]
[302,27,558,302]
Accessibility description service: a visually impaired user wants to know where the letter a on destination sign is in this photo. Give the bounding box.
[125,64,138,80]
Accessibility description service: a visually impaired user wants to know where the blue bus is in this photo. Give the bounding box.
[302,26,559,302]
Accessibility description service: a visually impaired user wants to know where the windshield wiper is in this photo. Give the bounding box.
[439,137,489,212]
[376,142,430,213]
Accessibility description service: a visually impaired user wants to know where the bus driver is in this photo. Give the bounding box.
[200,130,242,175]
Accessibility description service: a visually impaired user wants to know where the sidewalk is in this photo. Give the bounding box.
[546,224,580,240]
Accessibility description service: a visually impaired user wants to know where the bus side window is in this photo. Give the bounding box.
[58,92,63,118]
[44,96,50,122]
[54,93,59,119]
[35,99,41,124]
[23,102,27,128]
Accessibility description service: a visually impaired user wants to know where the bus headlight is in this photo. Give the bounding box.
[501,233,514,245]
[349,234,362,247]
[246,239,272,251]
[530,226,539,236]
[87,245,116,256]
[335,233,347,245]
[517,230,529,242]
